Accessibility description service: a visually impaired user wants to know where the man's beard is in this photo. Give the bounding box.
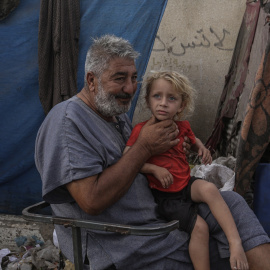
[94,81,134,117]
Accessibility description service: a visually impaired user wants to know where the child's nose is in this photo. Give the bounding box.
[160,97,167,106]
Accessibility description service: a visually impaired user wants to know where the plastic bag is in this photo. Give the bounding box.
[191,163,235,191]
[53,229,59,248]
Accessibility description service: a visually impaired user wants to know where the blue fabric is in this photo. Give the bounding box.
[0,0,167,214]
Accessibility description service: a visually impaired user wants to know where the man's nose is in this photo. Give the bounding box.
[123,78,137,94]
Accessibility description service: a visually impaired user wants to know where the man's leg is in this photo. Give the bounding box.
[246,243,270,270]
[200,236,231,269]
[198,191,270,270]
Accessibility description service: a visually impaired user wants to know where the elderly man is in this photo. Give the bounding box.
[35,35,270,270]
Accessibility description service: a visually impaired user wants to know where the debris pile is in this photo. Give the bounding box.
[0,236,72,270]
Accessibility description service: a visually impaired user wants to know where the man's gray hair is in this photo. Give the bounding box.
[84,35,140,85]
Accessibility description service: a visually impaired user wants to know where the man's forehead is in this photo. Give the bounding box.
[106,57,137,74]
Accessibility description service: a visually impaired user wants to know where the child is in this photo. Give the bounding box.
[124,71,248,270]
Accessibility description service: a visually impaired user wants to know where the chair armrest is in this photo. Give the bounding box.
[22,201,179,236]
[22,201,179,270]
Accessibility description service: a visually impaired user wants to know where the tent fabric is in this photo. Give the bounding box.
[205,1,261,156]
[205,1,270,198]
[38,0,80,115]
[0,0,168,214]
[235,30,270,196]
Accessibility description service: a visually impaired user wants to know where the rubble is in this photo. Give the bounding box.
[0,236,74,270]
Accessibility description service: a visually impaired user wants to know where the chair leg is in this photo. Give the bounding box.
[72,226,84,270]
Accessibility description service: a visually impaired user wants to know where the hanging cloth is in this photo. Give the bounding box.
[0,0,20,21]
[38,0,80,114]
[235,34,270,196]
[205,2,261,154]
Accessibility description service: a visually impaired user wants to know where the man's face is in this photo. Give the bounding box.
[94,58,138,118]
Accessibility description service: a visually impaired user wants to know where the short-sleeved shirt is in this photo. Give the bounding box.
[126,120,196,192]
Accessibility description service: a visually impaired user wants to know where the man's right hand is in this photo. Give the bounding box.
[136,115,179,157]
[183,136,191,156]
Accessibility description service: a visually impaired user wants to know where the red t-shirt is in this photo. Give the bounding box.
[126,120,196,192]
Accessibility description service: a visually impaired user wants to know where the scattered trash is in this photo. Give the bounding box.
[0,235,67,270]
[0,249,16,270]
[53,230,59,249]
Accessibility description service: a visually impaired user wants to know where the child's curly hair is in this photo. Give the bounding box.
[143,71,196,120]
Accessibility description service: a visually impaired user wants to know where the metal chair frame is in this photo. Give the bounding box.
[22,201,179,270]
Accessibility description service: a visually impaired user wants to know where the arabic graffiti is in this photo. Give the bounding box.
[150,56,199,73]
[153,27,233,56]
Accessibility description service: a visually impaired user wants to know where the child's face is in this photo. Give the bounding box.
[148,78,185,121]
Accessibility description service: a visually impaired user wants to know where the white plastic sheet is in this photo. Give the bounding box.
[191,158,235,191]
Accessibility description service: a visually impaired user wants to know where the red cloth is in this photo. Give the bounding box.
[126,120,196,192]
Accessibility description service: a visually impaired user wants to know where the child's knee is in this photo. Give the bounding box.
[192,216,209,240]
[204,181,217,191]
[202,182,219,199]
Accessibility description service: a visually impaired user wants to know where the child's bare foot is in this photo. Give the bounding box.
[229,241,249,270]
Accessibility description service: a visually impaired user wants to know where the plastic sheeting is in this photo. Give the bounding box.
[0,0,168,214]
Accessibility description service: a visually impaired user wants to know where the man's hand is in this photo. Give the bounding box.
[183,136,191,156]
[136,115,179,157]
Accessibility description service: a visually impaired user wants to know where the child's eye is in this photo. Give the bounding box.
[153,94,160,98]
[169,96,176,101]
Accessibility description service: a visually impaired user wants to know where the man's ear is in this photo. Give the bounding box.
[86,72,96,92]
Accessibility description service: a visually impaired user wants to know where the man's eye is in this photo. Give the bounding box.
[132,76,137,82]
[115,77,125,81]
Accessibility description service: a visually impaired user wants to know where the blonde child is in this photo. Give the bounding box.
[124,71,248,270]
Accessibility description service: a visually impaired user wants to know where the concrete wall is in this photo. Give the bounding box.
[133,0,246,143]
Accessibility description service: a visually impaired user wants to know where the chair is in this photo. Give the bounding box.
[22,201,179,270]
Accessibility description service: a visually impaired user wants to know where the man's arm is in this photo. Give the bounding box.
[66,116,179,215]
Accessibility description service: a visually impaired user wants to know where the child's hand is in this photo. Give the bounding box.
[198,146,212,165]
[153,167,173,189]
